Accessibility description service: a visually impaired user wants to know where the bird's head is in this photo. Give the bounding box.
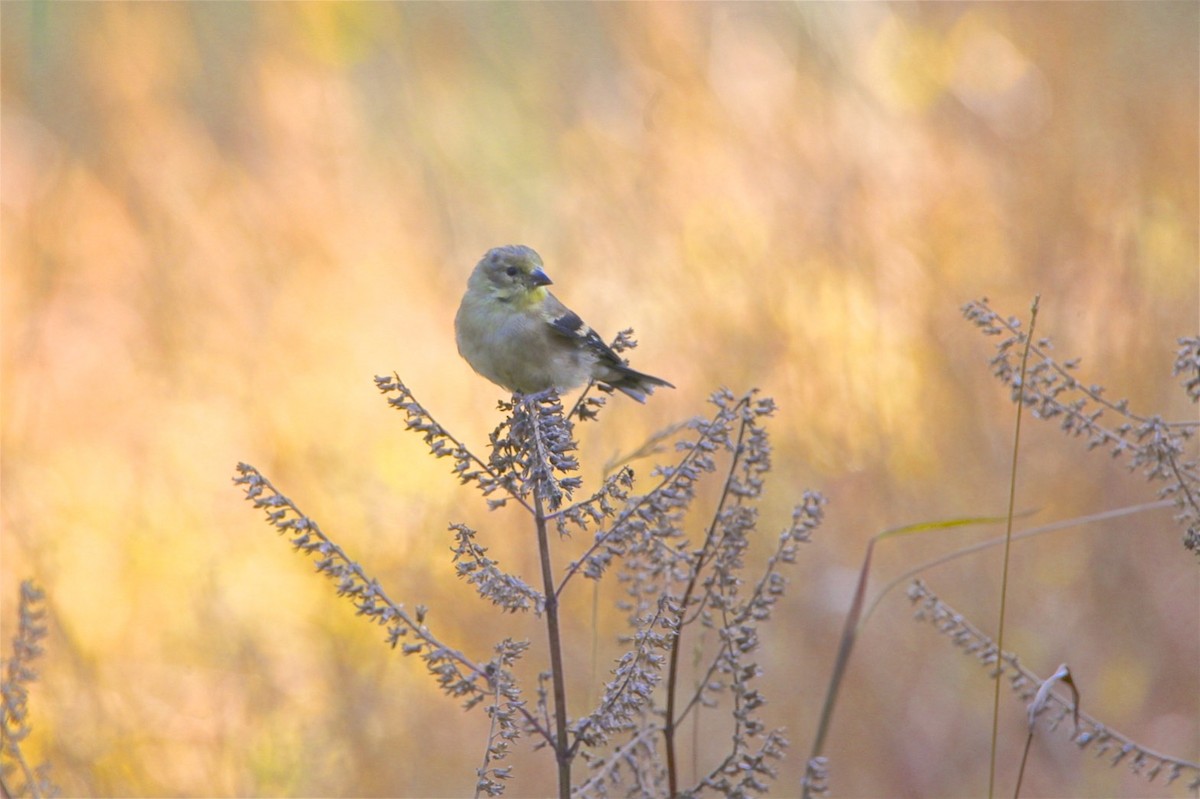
[469,245,553,306]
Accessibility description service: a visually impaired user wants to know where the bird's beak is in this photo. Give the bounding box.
[529,267,553,287]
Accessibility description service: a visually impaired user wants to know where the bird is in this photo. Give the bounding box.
[455,245,673,402]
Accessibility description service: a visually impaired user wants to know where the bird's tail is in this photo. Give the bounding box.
[601,365,675,403]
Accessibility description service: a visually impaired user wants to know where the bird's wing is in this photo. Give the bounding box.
[545,304,624,366]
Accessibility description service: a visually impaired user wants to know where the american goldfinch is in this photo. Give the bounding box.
[455,245,673,402]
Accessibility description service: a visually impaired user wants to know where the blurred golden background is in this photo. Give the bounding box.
[2,3,1196,797]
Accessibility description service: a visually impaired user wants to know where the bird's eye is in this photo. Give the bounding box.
[505,266,518,277]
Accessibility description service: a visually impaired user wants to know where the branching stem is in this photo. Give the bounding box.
[664,399,751,797]
[529,407,573,799]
